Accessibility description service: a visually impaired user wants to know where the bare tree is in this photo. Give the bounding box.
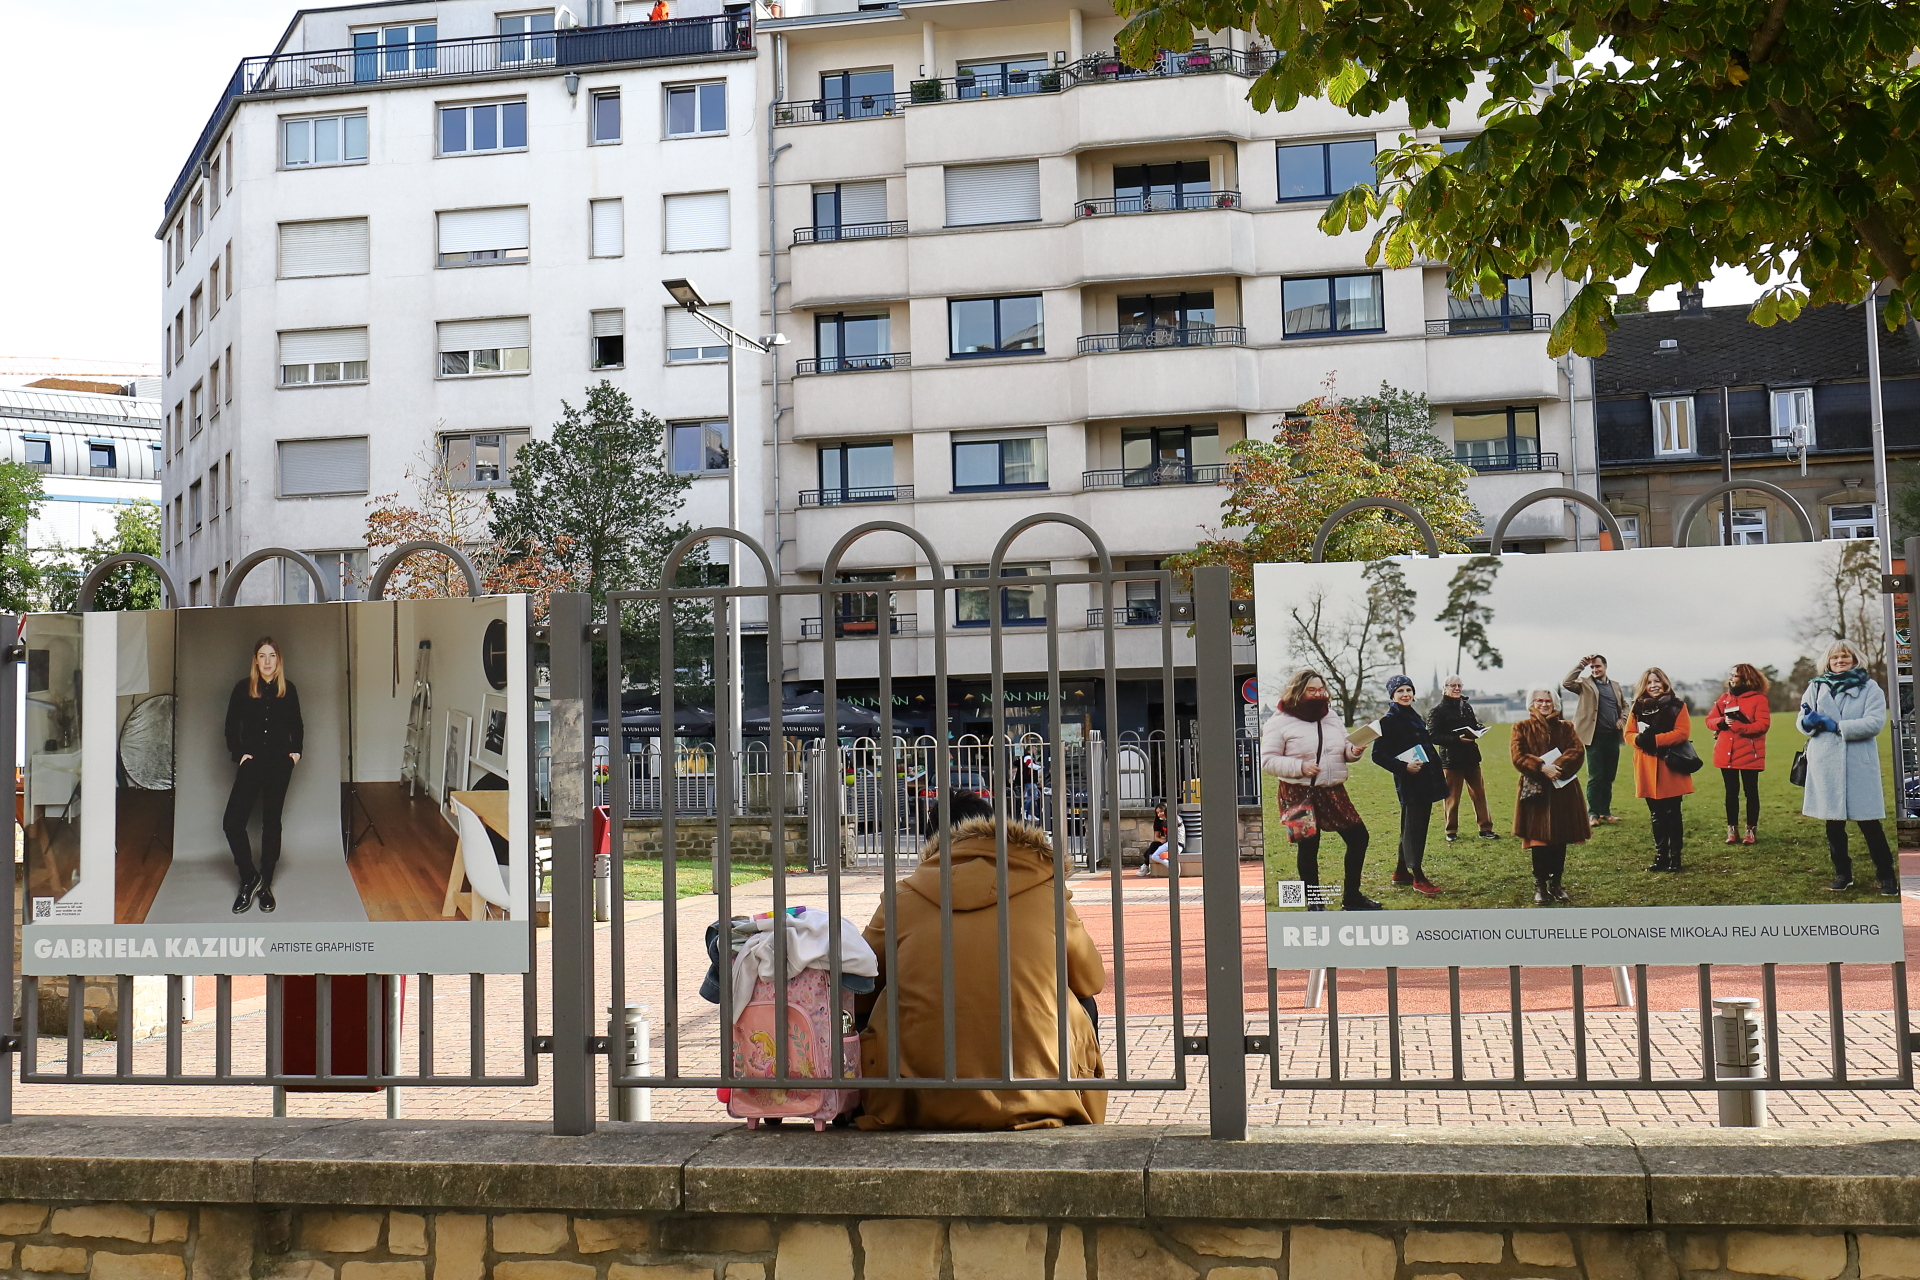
[1796,540,1886,681]
[1286,574,1406,727]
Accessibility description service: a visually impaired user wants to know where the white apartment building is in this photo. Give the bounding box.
[0,387,161,555]
[158,1,769,613]
[757,0,1579,735]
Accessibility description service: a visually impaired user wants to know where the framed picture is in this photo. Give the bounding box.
[473,693,510,776]
[441,710,472,809]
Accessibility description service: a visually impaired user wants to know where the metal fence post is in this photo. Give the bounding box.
[1,615,17,1125]
[1194,567,1247,1140]
[548,593,597,1135]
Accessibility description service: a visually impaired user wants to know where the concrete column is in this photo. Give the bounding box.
[1068,9,1083,62]
[921,22,936,78]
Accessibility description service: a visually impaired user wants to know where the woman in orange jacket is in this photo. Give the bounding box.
[1632,666,1694,873]
[1707,663,1771,846]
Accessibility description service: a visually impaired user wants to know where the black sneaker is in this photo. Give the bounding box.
[1828,876,1855,892]
[1879,878,1902,897]
[1478,832,1501,840]
[1445,833,1458,843]
[1343,894,1385,911]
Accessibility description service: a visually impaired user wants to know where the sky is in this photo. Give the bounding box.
[0,2,1770,372]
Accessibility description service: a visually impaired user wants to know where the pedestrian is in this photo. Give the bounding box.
[1798,640,1899,895]
[1135,801,1169,878]
[1632,666,1694,873]
[1371,673,1447,894]
[1259,669,1382,910]
[1431,675,1498,843]
[1511,688,1590,904]
[1707,663,1772,846]
[1563,653,1631,824]
[223,637,303,915]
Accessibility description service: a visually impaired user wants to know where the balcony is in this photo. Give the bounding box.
[775,93,912,125]
[1076,190,1243,218]
[1456,451,1561,473]
[797,485,914,506]
[1077,326,1245,355]
[795,353,911,375]
[1086,604,1163,626]
[800,614,919,638]
[792,220,907,246]
[1426,313,1552,336]
[1081,463,1230,489]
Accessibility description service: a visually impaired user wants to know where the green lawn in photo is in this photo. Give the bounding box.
[1264,719,1898,911]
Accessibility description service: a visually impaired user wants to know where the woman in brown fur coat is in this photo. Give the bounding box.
[1511,688,1591,905]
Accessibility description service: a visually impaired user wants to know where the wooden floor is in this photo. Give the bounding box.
[346,782,461,921]
[114,790,174,924]
[23,814,79,904]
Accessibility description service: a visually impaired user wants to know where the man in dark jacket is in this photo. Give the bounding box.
[1431,675,1498,843]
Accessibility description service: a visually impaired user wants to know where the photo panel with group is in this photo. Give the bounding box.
[1255,541,1904,969]
[20,595,531,975]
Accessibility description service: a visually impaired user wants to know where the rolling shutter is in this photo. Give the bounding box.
[944,161,1040,226]
[839,180,887,225]
[665,304,729,351]
[279,219,369,277]
[590,199,624,256]
[592,310,625,337]
[664,192,729,251]
[438,206,530,254]
[278,328,369,365]
[438,317,531,352]
[279,437,369,496]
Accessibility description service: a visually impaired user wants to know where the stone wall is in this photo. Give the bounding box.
[1112,807,1263,866]
[614,819,812,868]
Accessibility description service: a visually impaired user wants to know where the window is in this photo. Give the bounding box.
[1277,139,1376,201]
[831,571,900,636]
[280,218,370,277]
[172,224,185,270]
[224,138,234,189]
[171,402,183,455]
[208,362,221,418]
[1118,559,1165,625]
[1773,387,1815,451]
[223,242,232,296]
[354,23,436,78]
[821,69,895,120]
[88,440,117,474]
[590,199,624,256]
[208,260,220,315]
[949,295,1043,357]
[1120,425,1220,482]
[438,317,532,376]
[173,497,182,546]
[670,421,730,472]
[1113,161,1211,213]
[441,431,530,487]
[1452,407,1541,470]
[437,206,529,266]
[815,313,891,371]
[224,453,233,507]
[1116,292,1216,346]
[278,328,370,385]
[1653,396,1694,456]
[665,304,730,362]
[1447,274,1536,332]
[223,346,233,402]
[817,441,895,502]
[811,181,887,238]
[591,310,625,367]
[440,101,528,155]
[163,327,171,374]
[956,563,1047,627]
[1281,274,1385,336]
[1614,515,1640,549]
[956,56,1048,99]
[190,481,203,532]
[283,113,369,167]
[208,463,220,518]
[591,90,621,142]
[190,578,202,607]
[498,11,556,63]
[174,310,185,360]
[666,82,727,136]
[1831,503,1877,539]
[189,384,203,438]
[189,288,204,341]
[279,437,370,497]
[944,161,1040,227]
[664,192,729,251]
[1721,508,1768,546]
[953,432,1047,491]
[210,158,222,212]
[190,192,204,244]
[22,436,49,469]
[285,550,370,603]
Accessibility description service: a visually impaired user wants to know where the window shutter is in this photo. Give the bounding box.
[437,317,531,351]
[591,310,625,337]
[279,437,370,496]
[278,328,369,364]
[665,304,729,350]
[591,199,624,256]
[839,181,887,225]
[944,161,1040,226]
[437,206,530,254]
[279,219,369,277]
[664,192,729,251]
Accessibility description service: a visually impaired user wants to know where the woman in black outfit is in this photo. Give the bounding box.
[1371,674,1448,894]
[224,637,303,914]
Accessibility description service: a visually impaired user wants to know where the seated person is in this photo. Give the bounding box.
[1135,802,1171,877]
[856,791,1108,1130]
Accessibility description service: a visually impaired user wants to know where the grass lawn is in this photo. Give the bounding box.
[1265,718,1898,911]
[542,860,773,902]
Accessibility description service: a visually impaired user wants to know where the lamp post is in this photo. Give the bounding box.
[660,278,785,757]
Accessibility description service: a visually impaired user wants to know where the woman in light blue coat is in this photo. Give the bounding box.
[1798,639,1898,895]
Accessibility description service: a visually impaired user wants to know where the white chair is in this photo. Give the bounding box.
[452,799,514,922]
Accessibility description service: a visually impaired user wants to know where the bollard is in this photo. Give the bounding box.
[1712,996,1768,1127]
[608,1004,651,1121]
[593,852,613,924]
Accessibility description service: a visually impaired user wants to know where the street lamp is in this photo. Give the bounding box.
[660,279,787,760]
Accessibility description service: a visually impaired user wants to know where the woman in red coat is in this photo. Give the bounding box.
[1707,663,1772,846]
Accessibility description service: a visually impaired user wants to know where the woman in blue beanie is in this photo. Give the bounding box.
[1370,674,1447,894]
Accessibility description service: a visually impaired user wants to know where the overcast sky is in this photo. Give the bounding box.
[0,2,1769,372]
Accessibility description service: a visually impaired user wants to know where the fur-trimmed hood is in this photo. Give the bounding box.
[906,816,1059,912]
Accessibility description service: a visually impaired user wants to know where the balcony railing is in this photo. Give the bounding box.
[792,220,908,245]
[795,352,911,375]
[1082,463,1231,489]
[1076,190,1243,217]
[801,614,919,638]
[1086,605,1164,626]
[1077,326,1245,354]
[1427,313,1553,335]
[1456,451,1561,473]
[775,93,914,124]
[797,485,914,506]
[169,16,750,213]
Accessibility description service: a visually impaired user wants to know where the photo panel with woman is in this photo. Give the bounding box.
[1253,541,1904,970]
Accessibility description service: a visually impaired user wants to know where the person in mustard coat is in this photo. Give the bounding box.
[1707,663,1772,846]
[1632,666,1694,873]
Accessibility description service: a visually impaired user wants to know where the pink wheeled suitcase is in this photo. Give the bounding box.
[725,967,861,1130]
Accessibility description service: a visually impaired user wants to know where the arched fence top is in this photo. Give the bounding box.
[1488,488,1627,554]
[366,540,483,601]
[218,547,331,607]
[989,512,1114,578]
[74,553,179,613]
[1671,480,1821,547]
[659,526,777,588]
[822,520,948,584]
[1309,498,1441,562]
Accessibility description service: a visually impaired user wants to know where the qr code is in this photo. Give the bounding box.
[1276,880,1306,907]
[31,898,51,921]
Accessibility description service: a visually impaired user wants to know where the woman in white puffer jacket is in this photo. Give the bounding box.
[1261,668,1382,911]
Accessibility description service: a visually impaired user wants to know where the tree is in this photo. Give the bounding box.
[1366,558,1417,675]
[1795,538,1887,680]
[1434,555,1505,675]
[1115,0,1920,353]
[1345,383,1452,464]
[0,460,42,612]
[41,501,163,613]
[1284,564,1420,726]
